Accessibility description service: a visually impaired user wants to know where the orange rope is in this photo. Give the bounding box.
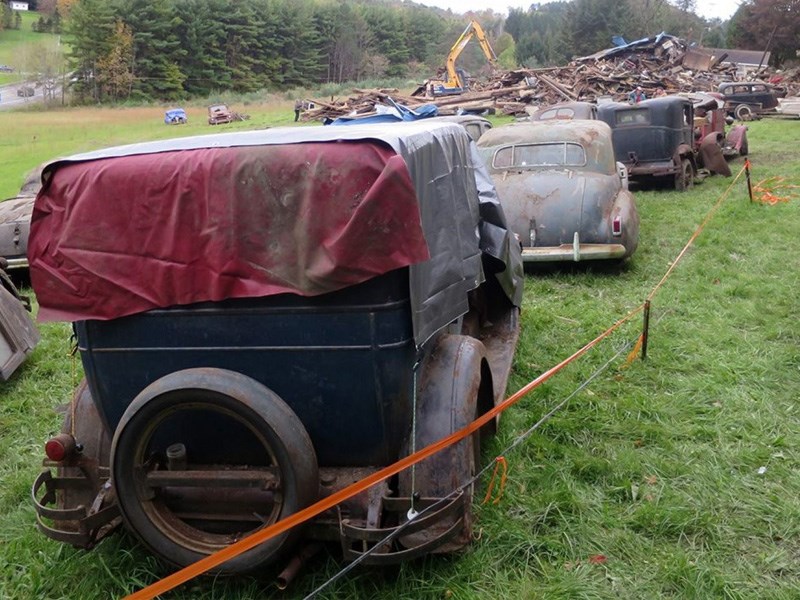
[752,176,799,205]
[482,457,508,505]
[647,163,746,302]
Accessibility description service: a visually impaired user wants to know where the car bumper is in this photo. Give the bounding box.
[522,243,628,263]
[3,256,29,269]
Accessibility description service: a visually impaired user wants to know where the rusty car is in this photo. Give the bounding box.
[29,122,523,578]
[527,101,598,122]
[598,95,748,190]
[476,120,639,264]
[430,114,492,141]
[0,165,43,272]
[207,103,233,125]
[0,260,39,380]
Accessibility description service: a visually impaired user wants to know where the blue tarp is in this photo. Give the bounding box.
[326,98,438,125]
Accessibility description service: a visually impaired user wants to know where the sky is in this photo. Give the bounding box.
[416,0,742,22]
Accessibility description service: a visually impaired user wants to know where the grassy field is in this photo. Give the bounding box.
[0,109,799,599]
[0,10,59,86]
[0,102,303,199]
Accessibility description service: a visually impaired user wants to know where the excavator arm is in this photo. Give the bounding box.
[418,19,498,97]
[445,20,497,90]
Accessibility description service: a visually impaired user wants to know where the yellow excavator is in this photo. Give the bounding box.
[428,20,498,96]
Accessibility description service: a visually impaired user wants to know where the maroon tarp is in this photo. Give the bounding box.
[30,141,429,322]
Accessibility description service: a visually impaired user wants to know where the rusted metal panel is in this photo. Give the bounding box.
[0,270,39,379]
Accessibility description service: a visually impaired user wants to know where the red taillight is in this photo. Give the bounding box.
[612,215,622,236]
[45,434,76,461]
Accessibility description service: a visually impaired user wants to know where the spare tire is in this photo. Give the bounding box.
[111,368,318,574]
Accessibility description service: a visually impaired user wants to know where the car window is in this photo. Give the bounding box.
[539,107,576,120]
[614,109,649,125]
[492,142,586,168]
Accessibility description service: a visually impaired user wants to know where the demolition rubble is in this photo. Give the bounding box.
[299,33,799,121]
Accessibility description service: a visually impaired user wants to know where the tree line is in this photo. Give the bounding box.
[22,0,797,103]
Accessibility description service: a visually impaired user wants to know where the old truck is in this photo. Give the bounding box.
[29,123,523,577]
[207,103,233,125]
[598,95,748,191]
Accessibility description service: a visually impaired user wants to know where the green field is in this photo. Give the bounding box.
[0,109,799,599]
[0,102,301,198]
[0,10,59,86]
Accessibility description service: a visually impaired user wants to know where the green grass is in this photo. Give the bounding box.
[0,102,304,198]
[1,112,799,599]
[0,10,59,85]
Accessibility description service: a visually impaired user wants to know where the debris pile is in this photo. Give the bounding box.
[300,33,798,120]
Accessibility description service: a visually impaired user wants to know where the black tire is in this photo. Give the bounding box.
[675,158,694,192]
[111,368,318,574]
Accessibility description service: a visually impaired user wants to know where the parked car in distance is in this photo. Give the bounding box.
[429,114,492,141]
[207,103,233,125]
[476,120,639,264]
[718,81,783,119]
[527,101,598,121]
[17,86,34,97]
[164,108,187,124]
[0,64,13,73]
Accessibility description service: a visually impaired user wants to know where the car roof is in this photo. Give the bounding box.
[430,115,491,127]
[528,101,597,121]
[477,119,612,147]
[476,120,617,175]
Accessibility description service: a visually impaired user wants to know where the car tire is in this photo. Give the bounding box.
[675,159,694,192]
[735,104,753,121]
[111,368,318,574]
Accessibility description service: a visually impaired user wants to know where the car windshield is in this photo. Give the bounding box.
[490,142,586,169]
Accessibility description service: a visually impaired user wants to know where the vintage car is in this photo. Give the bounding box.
[430,114,492,141]
[527,101,598,122]
[29,122,523,576]
[598,96,747,190]
[718,81,783,119]
[164,108,187,124]
[476,120,639,264]
[0,166,43,272]
[207,103,233,125]
[17,85,35,97]
[598,96,697,190]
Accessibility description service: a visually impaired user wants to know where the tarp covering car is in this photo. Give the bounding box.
[29,122,521,345]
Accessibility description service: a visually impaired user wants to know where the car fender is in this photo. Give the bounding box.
[726,125,748,152]
[674,144,697,170]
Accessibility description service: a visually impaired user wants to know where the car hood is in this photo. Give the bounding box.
[491,169,622,247]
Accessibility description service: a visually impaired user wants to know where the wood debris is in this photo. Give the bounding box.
[301,34,799,121]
